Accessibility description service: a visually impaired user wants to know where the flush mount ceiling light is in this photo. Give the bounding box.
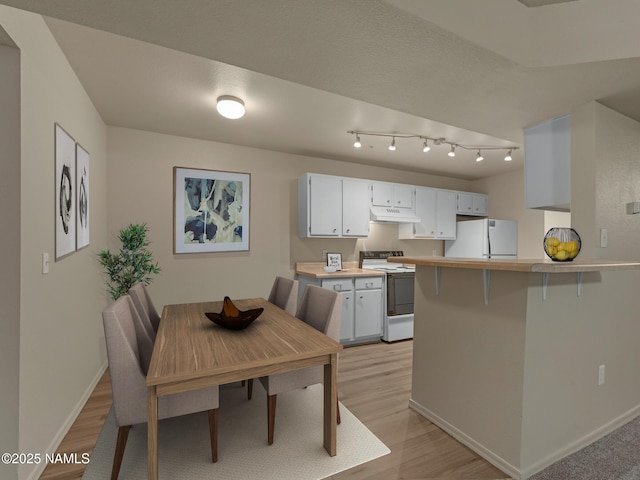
[347,130,518,161]
[216,95,245,119]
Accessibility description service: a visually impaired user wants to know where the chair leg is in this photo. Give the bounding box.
[208,409,218,463]
[337,398,341,425]
[111,425,131,480]
[267,394,277,445]
[247,379,254,400]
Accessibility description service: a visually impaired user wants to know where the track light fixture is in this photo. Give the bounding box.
[347,130,518,162]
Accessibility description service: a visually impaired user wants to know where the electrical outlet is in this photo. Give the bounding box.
[598,364,605,385]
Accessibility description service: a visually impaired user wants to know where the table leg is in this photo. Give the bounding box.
[323,352,338,456]
[148,386,158,480]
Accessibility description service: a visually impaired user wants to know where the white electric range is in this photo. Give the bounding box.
[359,251,415,342]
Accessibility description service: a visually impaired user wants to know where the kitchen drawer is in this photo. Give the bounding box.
[321,278,354,292]
[355,277,383,290]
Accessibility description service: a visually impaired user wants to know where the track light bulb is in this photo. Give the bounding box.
[354,135,362,148]
[476,150,484,162]
[504,149,513,161]
[448,145,456,157]
[388,137,396,151]
[423,140,431,153]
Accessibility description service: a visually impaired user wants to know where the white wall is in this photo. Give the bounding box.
[0,40,20,480]
[0,7,108,480]
[106,127,472,306]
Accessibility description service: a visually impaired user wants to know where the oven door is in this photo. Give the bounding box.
[387,272,415,316]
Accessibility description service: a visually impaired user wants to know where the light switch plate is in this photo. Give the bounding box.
[42,252,49,274]
[600,228,608,248]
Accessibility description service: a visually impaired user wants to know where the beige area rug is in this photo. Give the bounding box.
[82,383,390,479]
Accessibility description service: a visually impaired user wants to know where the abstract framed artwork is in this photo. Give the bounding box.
[55,123,76,260]
[174,167,250,253]
[76,143,90,250]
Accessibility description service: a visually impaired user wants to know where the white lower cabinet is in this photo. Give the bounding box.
[297,274,383,345]
[354,278,383,338]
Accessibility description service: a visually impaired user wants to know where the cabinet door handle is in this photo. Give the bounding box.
[359,295,364,299]
[333,228,337,233]
[346,229,350,233]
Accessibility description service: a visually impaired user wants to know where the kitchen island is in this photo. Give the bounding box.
[388,256,640,479]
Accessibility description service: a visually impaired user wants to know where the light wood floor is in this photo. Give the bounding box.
[39,340,508,480]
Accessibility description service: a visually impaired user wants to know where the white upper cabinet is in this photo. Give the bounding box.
[342,179,371,237]
[523,114,570,211]
[372,182,414,209]
[306,174,341,236]
[456,192,488,216]
[435,190,457,239]
[473,194,488,216]
[399,187,456,239]
[299,173,370,238]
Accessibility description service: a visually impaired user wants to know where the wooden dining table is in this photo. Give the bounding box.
[145,297,343,480]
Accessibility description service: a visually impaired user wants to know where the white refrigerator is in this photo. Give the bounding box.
[444,219,518,259]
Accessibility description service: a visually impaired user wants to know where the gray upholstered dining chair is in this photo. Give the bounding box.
[247,276,300,399]
[128,282,161,334]
[102,295,219,479]
[268,276,299,315]
[257,284,342,445]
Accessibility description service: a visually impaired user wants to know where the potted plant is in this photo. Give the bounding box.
[98,223,161,300]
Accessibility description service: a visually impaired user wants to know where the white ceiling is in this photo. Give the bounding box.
[3,0,640,180]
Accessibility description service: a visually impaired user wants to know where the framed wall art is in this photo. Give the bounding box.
[174,167,250,253]
[76,143,90,250]
[55,123,76,260]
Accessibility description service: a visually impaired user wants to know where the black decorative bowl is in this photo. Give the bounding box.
[543,227,581,262]
[205,296,263,330]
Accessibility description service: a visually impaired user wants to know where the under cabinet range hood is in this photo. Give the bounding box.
[370,206,420,223]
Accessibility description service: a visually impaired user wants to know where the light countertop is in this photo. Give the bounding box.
[296,261,386,278]
[388,256,640,273]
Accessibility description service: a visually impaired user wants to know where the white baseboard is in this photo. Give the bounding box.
[410,398,640,480]
[408,398,521,479]
[24,362,108,480]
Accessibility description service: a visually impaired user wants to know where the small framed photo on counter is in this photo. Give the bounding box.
[327,252,342,271]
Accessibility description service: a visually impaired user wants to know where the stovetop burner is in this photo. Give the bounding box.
[359,250,415,273]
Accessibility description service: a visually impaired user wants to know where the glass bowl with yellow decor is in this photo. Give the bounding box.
[543,227,581,261]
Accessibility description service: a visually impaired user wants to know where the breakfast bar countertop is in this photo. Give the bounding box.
[296,262,386,278]
[387,256,640,273]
